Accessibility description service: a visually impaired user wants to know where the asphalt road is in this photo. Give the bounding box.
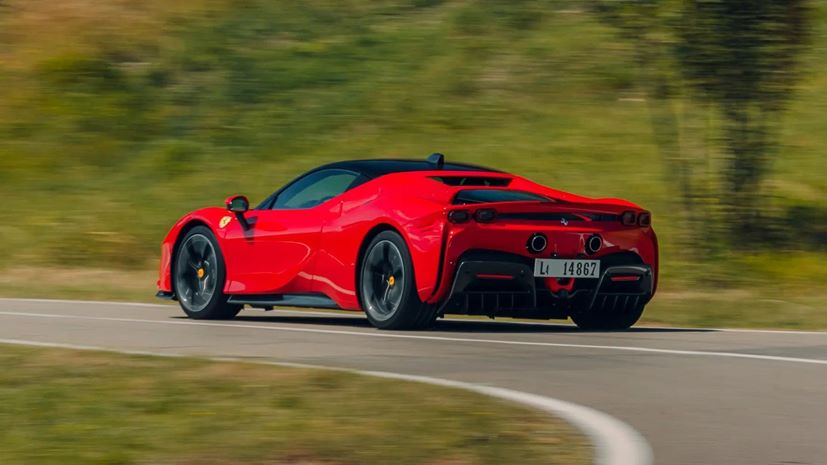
[1,298,826,465]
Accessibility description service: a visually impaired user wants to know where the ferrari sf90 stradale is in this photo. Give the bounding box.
[157,154,658,330]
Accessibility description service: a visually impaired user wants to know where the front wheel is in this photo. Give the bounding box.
[359,231,438,330]
[173,226,241,320]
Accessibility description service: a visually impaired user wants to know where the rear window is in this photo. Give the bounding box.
[453,189,550,205]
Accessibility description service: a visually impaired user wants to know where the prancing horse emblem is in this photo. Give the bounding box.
[560,217,569,226]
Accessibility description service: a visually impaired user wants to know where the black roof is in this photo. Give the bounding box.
[318,158,499,178]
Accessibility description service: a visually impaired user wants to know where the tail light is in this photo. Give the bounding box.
[621,211,637,226]
[448,210,471,224]
[638,212,652,226]
[474,208,497,223]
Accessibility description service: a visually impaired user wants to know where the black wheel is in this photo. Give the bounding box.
[359,231,438,330]
[570,304,645,330]
[173,226,241,320]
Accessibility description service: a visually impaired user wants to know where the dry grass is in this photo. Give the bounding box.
[0,266,157,302]
[1,0,230,61]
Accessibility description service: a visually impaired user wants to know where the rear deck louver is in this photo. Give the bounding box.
[431,176,512,187]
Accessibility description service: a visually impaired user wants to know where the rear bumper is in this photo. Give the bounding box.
[437,255,654,319]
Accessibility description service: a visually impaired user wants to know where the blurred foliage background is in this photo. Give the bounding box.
[0,0,824,326]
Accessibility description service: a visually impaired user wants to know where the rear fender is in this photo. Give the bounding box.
[400,210,449,302]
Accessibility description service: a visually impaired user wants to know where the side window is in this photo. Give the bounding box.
[272,170,361,210]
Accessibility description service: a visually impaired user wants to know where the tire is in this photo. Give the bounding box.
[570,303,645,331]
[173,226,241,320]
[359,230,438,330]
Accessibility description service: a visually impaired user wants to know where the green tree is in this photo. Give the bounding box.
[677,0,810,238]
[592,0,705,246]
[594,0,811,243]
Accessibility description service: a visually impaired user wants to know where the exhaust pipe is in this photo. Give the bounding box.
[527,233,548,254]
[585,234,602,255]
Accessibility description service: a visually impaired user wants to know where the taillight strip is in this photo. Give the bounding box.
[476,274,515,280]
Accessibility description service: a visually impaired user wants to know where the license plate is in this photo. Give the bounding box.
[534,259,600,279]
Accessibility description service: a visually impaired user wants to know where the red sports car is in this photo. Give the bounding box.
[157,154,658,330]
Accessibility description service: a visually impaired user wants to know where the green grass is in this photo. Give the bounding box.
[0,0,825,327]
[0,344,589,465]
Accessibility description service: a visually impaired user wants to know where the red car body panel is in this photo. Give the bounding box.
[158,162,658,317]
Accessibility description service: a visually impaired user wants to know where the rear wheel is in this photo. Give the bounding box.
[174,226,241,320]
[570,304,645,330]
[359,231,438,330]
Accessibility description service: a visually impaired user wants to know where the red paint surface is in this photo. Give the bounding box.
[158,169,659,311]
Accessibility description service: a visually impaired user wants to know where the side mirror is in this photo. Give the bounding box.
[225,195,249,213]
[225,195,250,230]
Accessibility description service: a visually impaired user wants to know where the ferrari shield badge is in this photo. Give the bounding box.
[219,216,232,229]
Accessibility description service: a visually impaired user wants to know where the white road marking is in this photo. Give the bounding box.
[0,337,653,465]
[4,298,826,335]
[1,298,170,308]
[1,310,827,366]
